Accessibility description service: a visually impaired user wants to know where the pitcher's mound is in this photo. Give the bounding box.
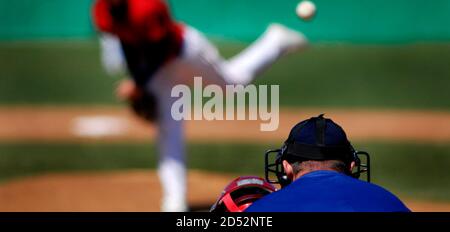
[0,170,235,212]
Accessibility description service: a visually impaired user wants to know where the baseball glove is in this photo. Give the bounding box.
[117,79,158,123]
[129,90,158,123]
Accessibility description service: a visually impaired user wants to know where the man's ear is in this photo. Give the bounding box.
[349,161,356,172]
[282,160,295,180]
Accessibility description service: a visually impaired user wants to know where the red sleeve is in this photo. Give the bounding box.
[92,0,114,33]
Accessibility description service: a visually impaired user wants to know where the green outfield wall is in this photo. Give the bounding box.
[1,0,450,42]
[0,0,93,39]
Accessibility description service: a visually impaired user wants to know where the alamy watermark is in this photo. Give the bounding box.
[171,77,280,131]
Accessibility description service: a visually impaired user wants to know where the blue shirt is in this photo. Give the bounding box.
[246,171,410,212]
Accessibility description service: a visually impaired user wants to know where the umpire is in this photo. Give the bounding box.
[246,114,410,212]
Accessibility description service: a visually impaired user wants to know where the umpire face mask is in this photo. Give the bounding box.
[265,114,371,188]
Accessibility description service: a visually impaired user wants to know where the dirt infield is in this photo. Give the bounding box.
[1,106,450,143]
[0,170,448,212]
[0,170,230,212]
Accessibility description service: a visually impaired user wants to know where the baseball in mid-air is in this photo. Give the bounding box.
[296,1,316,21]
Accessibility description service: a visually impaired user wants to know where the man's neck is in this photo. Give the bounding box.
[295,169,341,180]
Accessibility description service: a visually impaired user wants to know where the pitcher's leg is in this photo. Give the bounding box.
[222,23,308,85]
[157,97,187,212]
[148,74,188,212]
[180,25,307,86]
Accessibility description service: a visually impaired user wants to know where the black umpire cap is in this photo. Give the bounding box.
[282,114,354,163]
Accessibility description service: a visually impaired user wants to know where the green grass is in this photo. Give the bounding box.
[0,40,450,109]
[0,142,449,202]
[0,41,118,105]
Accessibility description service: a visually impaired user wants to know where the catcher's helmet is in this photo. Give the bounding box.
[265,114,370,187]
[210,176,276,212]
